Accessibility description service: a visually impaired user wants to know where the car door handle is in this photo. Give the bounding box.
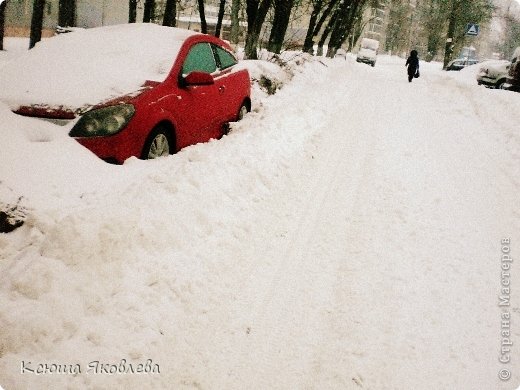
[219,86,225,94]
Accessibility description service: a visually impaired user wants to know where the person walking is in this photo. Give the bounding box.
[406,50,419,82]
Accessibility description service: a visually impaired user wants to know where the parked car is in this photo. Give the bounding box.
[356,38,379,67]
[504,47,520,92]
[476,60,510,89]
[446,58,479,71]
[0,24,251,164]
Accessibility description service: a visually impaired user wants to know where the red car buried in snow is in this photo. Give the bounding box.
[0,24,251,163]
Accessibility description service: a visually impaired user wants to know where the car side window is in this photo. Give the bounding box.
[214,45,237,70]
[182,43,217,76]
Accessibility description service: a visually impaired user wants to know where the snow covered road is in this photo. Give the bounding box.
[1,55,520,390]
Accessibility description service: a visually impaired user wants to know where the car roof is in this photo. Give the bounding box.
[0,24,202,111]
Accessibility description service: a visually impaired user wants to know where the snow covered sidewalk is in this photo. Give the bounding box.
[1,55,519,390]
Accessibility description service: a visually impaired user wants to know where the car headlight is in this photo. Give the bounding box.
[69,104,135,137]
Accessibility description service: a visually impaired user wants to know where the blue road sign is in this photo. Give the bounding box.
[466,23,480,36]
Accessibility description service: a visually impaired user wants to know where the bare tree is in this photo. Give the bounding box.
[143,0,156,23]
[303,0,340,53]
[215,0,226,37]
[0,0,7,51]
[129,0,137,23]
[163,0,177,26]
[197,0,207,33]
[58,0,76,27]
[230,0,240,43]
[442,0,494,68]
[385,0,414,56]
[29,0,46,49]
[244,0,272,59]
[499,4,520,58]
[326,0,368,57]
[267,0,294,54]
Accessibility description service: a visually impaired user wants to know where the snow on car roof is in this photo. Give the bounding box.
[0,24,199,111]
[360,38,379,50]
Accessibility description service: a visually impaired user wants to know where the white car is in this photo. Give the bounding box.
[476,60,511,89]
[356,38,379,67]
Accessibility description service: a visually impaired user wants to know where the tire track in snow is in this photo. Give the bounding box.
[220,65,380,389]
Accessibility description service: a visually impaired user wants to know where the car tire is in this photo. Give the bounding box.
[497,80,507,90]
[141,125,172,160]
[222,103,249,136]
[237,103,249,121]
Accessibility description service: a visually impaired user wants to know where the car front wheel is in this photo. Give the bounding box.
[142,126,172,160]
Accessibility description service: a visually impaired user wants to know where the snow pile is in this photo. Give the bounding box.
[0,38,29,69]
[240,59,291,97]
[0,36,519,390]
[0,46,332,388]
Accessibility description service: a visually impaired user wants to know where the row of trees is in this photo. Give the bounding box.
[0,0,380,59]
[127,0,380,59]
[2,0,516,66]
[385,0,496,67]
[496,0,520,59]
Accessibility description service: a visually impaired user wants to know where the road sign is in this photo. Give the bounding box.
[466,23,480,36]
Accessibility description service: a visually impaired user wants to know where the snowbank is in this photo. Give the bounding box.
[1,42,519,390]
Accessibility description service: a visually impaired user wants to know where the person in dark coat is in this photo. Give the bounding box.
[405,50,419,82]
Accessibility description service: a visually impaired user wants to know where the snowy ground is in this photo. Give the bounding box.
[1,40,520,390]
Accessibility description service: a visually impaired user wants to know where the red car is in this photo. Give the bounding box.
[0,24,251,163]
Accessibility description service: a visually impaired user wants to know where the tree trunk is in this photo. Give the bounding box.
[197,0,207,34]
[0,1,7,51]
[58,0,76,27]
[303,0,323,54]
[348,16,363,52]
[314,0,338,38]
[443,0,458,69]
[29,0,46,49]
[215,0,226,37]
[163,0,177,26]
[143,0,155,23]
[327,0,365,57]
[230,0,240,44]
[244,0,271,59]
[316,8,336,56]
[244,31,259,59]
[267,0,294,54]
[129,0,137,23]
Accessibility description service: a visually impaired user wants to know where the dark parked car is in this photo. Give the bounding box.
[0,24,251,164]
[504,47,520,92]
[446,58,479,71]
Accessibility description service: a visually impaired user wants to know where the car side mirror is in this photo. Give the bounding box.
[183,71,215,87]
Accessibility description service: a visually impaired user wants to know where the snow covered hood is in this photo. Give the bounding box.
[478,59,510,73]
[0,24,198,112]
